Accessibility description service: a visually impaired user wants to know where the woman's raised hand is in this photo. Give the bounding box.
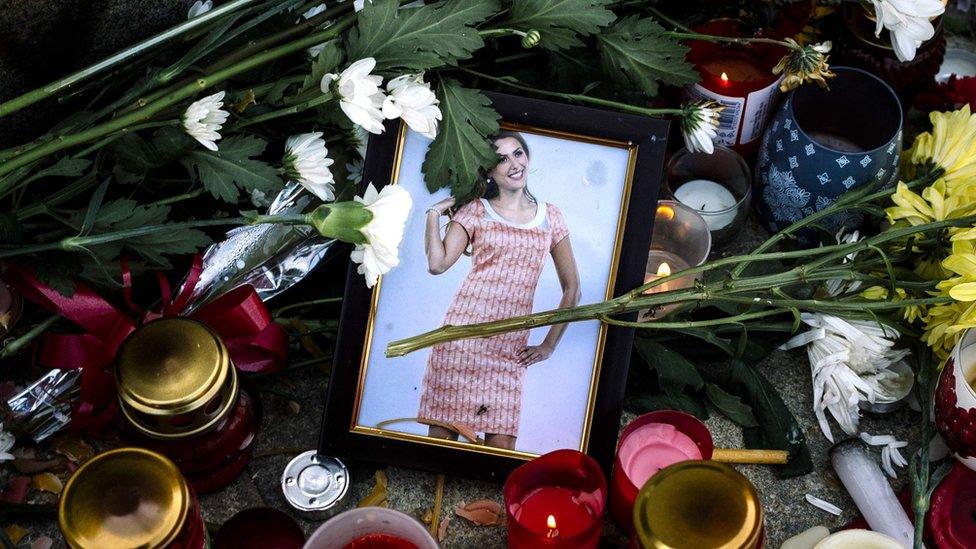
[429,196,456,216]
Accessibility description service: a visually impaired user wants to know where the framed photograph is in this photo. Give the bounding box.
[321,91,669,480]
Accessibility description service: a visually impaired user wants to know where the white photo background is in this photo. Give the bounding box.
[355,127,633,455]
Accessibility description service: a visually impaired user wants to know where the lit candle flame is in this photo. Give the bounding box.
[656,262,671,277]
[657,204,675,221]
[545,515,558,538]
[720,71,729,83]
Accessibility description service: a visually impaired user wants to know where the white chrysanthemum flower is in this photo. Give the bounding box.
[302,4,328,57]
[182,91,229,151]
[322,58,387,134]
[859,432,908,479]
[824,229,862,297]
[781,313,909,441]
[187,0,212,19]
[351,184,412,287]
[0,423,15,462]
[869,0,945,62]
[283,132,336,201]
[382,74,442,139]
[681,100,723,154]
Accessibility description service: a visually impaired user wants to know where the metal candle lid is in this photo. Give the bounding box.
[281,451,350,519]
[633,460,763,549]
[59,447,190,549]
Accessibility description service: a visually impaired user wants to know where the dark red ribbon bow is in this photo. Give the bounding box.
[5,256,287,431]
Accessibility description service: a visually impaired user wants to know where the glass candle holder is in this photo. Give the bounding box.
[829,439,915,546]
[610,411,713,533]
[666,145,752,246]
[304,507,438,549]
[928,461,976,548]
[632,461,763,549]
[504,449,607,549]
[641,201,711,321]
[214,507,305,549]
[935,327,976,472]
[59,447,206,549]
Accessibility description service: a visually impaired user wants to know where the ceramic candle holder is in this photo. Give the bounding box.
[935,328,976,472]
[640,201,711,321]
[666,145,752,245]
[304,507,438,549]
[610,411,713,533]
[755,67,903,245]
[504,449,606,549]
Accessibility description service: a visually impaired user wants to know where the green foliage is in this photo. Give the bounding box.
[422,78,500,200]
[634,339,704,394]
[33,253,82,297]
[626,393,709,419]
[506,0,615,51]
[346,0,499,72]
[596,16,699,96]
[110,127,193,184]
[303,41,344,93]
[180,135,282,203]
[705,383,757,427]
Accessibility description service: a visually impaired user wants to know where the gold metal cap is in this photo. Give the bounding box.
[59,447,190,549]
[116,317,229,415]
[633,460,763,549]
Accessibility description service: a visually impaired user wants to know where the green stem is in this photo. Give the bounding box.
[0,315,60,359]
[479,28,528,38]
[147,188,207,208]
[231,92,333,129]
[0,14,357,179]
[666,31,790,48]
[15,172,98,220]
[600,308,790,329]
[646,6,694,33]
[274,296,343,318]
[458,67,684,117]
[0,0,263,117]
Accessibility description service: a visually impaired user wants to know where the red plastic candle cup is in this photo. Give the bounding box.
[927,461,976,548]
[303,507,437,549]
[504,449,607,548]
[684,19,786,158]
[610,410,713,533]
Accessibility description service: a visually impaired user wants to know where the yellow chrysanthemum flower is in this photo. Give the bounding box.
[886,179,976,227]
[860,286,924,323]
[907,105,976,185]
[923,301,976,363]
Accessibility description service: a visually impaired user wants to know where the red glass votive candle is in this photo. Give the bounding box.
[504,449,607,548]
[214,507,305,549]
[684,19,786,157]
[610,410,713,533]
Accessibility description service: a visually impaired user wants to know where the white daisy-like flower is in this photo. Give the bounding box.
[187,0,212,19]
[781,313,909,441]
[322,58,388,134]
[869,0,945,62]
[859,432,909,479]
[0,423,15,462]
[382,74,442,139]
[681,100,723,154]
[301,4,328,58]
[283,132,336,201]
[824,228,863,297]
[351,184,412,287]
[182,91,230,151]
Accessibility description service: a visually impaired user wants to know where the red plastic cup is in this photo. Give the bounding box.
[504,449,607,548]
[609,410,713,533]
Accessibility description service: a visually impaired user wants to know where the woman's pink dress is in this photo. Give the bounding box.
[417,198,569,436]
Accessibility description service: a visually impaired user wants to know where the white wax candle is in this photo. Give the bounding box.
[813,529,904,549]
[673,179,737,230]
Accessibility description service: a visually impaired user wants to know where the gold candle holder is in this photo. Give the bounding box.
[59,448,192,549]
[116,317,238,439]
[633,460,763,549]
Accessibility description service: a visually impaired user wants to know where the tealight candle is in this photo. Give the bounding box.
[504,449,606,549]
[673,179,738,230]
[610,411,713,533]
[640,201,711,320]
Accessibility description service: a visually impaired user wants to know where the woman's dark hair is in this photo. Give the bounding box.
[482,131,536,203]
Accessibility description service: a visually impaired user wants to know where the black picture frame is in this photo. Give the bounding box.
[320,91,670,481]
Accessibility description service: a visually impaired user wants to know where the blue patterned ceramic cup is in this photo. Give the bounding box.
[754,67,903,241]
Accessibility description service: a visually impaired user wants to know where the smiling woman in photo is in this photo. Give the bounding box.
[417,130,582,450]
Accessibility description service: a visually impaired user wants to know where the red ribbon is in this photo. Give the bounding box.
[5,256,287,431]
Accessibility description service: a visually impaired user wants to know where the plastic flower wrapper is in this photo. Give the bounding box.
[181,181,336,313]
[6,369,81,443]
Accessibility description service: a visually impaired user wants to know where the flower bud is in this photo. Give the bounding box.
[307,201,373,244]
[521,29,541,49]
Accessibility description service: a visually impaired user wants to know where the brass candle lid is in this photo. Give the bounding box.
[116,317,229,416]
[633,460,763,549]
[59,447,190,549]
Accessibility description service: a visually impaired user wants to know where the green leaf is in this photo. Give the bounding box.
[181,135,282,203]
[506,0,615,51]
[421,78,500,200]
[302,41,344,93]
[346,0,499,71]
[596,16,699,96]
[33,157,92,179]
[32,253,82,297]
[634,338,704,395]
[729,360,813,478]
[705,383,758,427]
[626,393,709,420]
